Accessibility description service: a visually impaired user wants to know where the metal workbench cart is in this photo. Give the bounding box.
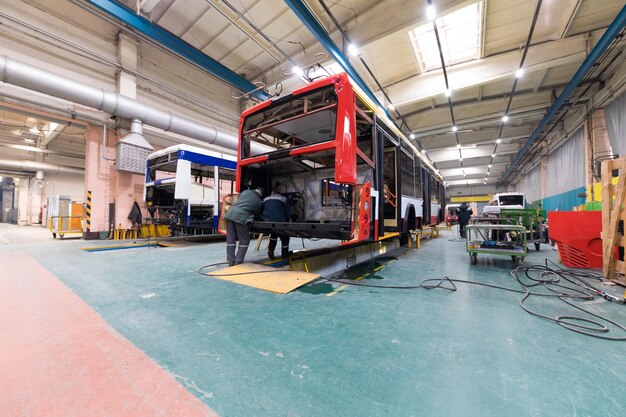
[499,208,548,251]
[465,218,527,266]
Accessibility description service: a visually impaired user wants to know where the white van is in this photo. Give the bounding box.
[483,193,525,215]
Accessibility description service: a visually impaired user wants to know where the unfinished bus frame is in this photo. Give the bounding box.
[237,73,444,244]
[144,145,236,235]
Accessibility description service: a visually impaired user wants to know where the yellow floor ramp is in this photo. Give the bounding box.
[205,263,319,294]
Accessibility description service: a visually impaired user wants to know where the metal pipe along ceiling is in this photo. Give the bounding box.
[0,159,84,176]
[0,54,259,153]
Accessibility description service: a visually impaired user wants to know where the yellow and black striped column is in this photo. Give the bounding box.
[86,191,92,232]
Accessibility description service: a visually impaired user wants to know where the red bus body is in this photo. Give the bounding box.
[236,73,444,243]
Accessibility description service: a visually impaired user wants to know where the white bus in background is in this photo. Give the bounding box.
[144,145,236,235]
[483,192,525,215]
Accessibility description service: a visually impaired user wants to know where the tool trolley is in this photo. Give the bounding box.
[465,218,527,266]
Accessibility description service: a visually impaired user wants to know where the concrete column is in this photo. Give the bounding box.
[591,108,612,166]
[84,124,149,234]
[583,114,593,198]
[540,155,549,201]
[17,177,30,226]
[116,33,138,99]
[84,125,116,235]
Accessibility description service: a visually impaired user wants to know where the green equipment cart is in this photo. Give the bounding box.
[465,218,527,266]
[499,207,547,251]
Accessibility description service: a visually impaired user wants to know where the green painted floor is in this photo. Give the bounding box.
[4,227,626,417]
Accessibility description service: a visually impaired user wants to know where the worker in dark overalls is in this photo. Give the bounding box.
[223,187,264,266]
[261,189,291,260]
[456,202,473,238]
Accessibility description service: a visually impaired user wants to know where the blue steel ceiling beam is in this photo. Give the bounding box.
[83,0,270,100]
[283,0,387,115]
[498,5,626,187]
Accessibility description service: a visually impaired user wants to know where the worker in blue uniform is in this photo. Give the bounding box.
[261,189,291,260]
[223,187,264,266]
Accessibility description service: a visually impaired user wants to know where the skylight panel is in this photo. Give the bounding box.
[409,2,482,72]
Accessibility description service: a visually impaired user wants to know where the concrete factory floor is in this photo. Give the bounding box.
[1,224,625,417]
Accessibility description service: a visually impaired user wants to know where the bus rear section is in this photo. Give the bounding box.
[236,73,441,243]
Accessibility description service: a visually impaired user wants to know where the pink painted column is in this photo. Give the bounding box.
[84,125,149,235]
[84,125,116,236]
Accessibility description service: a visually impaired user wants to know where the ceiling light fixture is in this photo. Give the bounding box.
[388,103,395,111]
[444,89,452,97]
[515,68,524,78]
[347,43,359,57]
[292,66,304,77]
[502,115,509,122]
[409,133,416,139]
[488,164,492,168]
[23,138,35,143]
[29,127,40,134]
[456,144,461,148]
[496,139,502,144]
[452,126,458,132]
[426,5,436,20]
[492,154,496,158]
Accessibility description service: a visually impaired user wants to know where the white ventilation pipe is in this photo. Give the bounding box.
[0,159,84,176]
[0,55,267,153]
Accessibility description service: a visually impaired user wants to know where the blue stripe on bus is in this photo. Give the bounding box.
[177,150,237,170]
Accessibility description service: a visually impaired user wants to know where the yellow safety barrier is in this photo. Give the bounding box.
[111,224,171,240]
[408,225,440,249]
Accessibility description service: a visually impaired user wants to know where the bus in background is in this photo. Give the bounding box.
[144,144,236,235]
[236,72,444,244]
[445,203,461,226]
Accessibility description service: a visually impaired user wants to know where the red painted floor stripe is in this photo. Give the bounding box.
[0,253,219,417]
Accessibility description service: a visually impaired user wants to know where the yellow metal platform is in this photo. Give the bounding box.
[205,263,320,294]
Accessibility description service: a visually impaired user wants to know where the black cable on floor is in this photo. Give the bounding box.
[326,258,626,341]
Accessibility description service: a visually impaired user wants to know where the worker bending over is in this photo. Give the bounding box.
[262,189,291,260]
[456,202,473,238]
[223,187,264,266]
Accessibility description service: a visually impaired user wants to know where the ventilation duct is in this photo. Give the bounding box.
[116,119,153,174]
[0,55,272,154]
[0,159,84,176]
[34,170,45,187]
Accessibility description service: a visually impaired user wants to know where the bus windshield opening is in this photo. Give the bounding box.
[241,85,338,158]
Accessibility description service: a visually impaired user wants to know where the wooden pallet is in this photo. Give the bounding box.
[601,156,626,286]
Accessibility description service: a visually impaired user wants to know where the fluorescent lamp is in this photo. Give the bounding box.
[388,103,395,111]
[409,133,416,139]
[502,115,509,122]
[456,144,461,148]
[491,154,495,158]
[515,68,524,78]
[426,5,436,20]
[452,126,458,132]
[348,43,359,56]
[496,139,502,144]
[292,66,304,77]
[444,89,452,97]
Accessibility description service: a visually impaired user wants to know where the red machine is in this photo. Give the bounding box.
[549,211,603,268]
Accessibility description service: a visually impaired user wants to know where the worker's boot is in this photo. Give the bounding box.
[267,251,275,260]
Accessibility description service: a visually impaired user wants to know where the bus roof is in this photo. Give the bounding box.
[147,144,236,162]
[240,72,442,182]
